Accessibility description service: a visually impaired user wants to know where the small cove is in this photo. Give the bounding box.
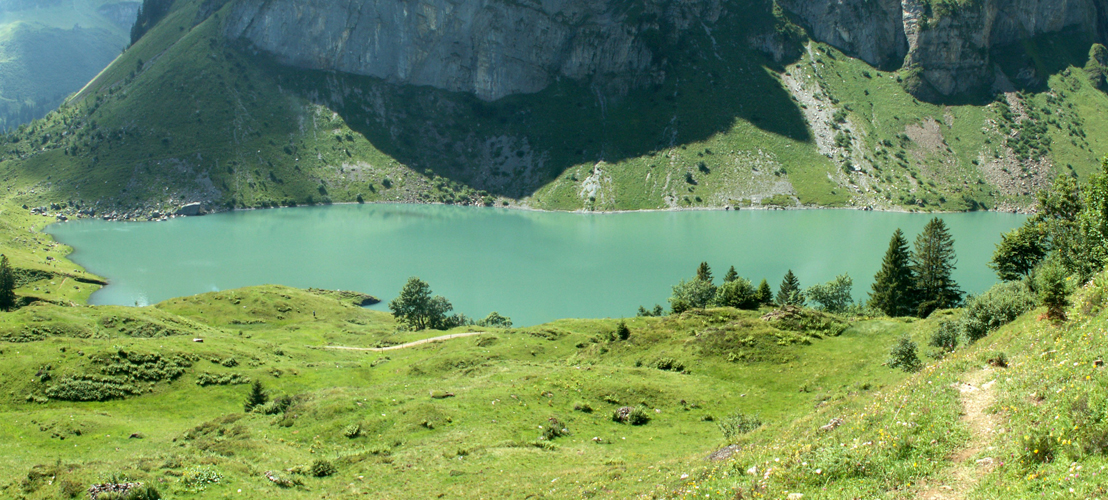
[47,204,1027,326]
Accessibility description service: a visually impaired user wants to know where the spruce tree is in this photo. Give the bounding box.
[723,266,738,283]
[869,229,916,317]
[912,218,963,317]
[0,255,16,312]
[696,262,713,283]
[776,270,803,306]
[244,380,268,412]
[755,279,773,305]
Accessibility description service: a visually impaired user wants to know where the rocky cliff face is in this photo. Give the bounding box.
[783,0,1105,98]
[225,0,720,101]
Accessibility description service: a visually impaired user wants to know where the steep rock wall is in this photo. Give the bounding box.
[784,0,1105,98]
[225,0,720,101]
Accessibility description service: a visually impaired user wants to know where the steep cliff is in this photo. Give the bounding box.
[783,0,1105,99]
[225,0,721,101]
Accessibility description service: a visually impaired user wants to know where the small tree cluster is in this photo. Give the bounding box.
[869,219,963,318]
[668,263,772,313]
[388,277,469,330]
[806,274,854,313]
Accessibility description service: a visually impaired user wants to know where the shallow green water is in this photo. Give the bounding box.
[48,204,1026,326]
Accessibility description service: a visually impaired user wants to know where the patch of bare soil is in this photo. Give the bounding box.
[919,370,999,500]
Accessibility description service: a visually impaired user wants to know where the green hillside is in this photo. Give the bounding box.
[0,0,1105,217]
[0,0,138,130]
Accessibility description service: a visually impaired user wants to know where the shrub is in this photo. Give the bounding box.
[195,372,249,386]
[960,281,1036,342]
[1036,258,1071,320]
[928,320,960,352]
[180,466,222,491]
[612,406,650,425]
[255,394,292,415]
[653,357,685,372]
[805,274,854,313]
[343,424,361,438]
[573,401,593,413]
[476,311,512,328]
[541,417,568,440]
[669,278,716,313]
[220,357,238,368]
[717,412,763,440]
[715,277,758,309]
[616,320,631,340]
[45,375,141,401]
[887,336,921,372]
[310,459,337,477]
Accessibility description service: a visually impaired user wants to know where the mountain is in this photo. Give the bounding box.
[0,0,140,130]
[3,0,1108,218]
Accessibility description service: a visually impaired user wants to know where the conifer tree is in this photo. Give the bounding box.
[696,262,713,283]
[0,255,16,312]
[723,266,738,283]
[912,218,963,317]
[776,270,803,306]
[869,229,916,317]
[755,279,773,305]
[244,380,268,412]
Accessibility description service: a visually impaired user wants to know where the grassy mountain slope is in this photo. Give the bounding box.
[0,0,138,130]
[0,283,925,499]
[0,0,1106,217]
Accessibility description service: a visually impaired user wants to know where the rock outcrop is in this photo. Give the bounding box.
[783,0,1106,98]
[225,0,721,101]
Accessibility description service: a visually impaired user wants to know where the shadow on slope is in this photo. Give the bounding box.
[259,0,812,199]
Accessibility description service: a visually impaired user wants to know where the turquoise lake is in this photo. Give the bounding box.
[47,204,1027,326]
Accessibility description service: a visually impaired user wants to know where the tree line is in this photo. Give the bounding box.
[649,217,963,318]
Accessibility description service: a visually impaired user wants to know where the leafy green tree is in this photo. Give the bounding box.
[1035,257,1071,321]
[669,278,717,314]
[989,224,1048,282]
[244,380,268,412]
[776,270,804,306]
[697,262,714,283]
[716,277,758,309]
[912,218,963,317]
[870,229,916,317]
[754,279,773,306]
[0,255,15,312]
[806,274,854,313]
[388,277,455,330]
[1077,158,1108,281]
[723,266,738,283]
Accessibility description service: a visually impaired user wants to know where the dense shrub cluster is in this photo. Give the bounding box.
[717,412,763,441]
[195,372,250,386]
[45,375,141,401]
[928,281,1037,350]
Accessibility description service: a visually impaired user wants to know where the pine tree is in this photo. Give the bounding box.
[723,266,738,283]
[696,262,713,283]
[869,229,916,317]
[0,255,16,312]
[776,270,803,306]
[754,279,773,305]
[912,218,963,317]
[244,380,268,412]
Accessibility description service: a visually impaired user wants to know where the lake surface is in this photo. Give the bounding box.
[48,204,1026,326]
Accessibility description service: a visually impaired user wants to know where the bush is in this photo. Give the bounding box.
[343,424,361,438]
[652,357,685,372]
[1036,258,1071,320]
[615,320,631,340]
[45,375,141,401]
[805,274,854,313]
[541,417,568,440]
[717,412,763,440]
[715,277,758,309]
[887,336,921,372]
[669,278,716,313]
[929,320,960,352]
[476,311,512,328]
[573,401,593,413]
[180,466,222,491]
[612,406,650,425]
[960,281,1036,342]
[310,459,337,477]
[195,372,249,386]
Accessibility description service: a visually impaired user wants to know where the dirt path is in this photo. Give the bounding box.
[322,332,486,352]
[919,369,998,500]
